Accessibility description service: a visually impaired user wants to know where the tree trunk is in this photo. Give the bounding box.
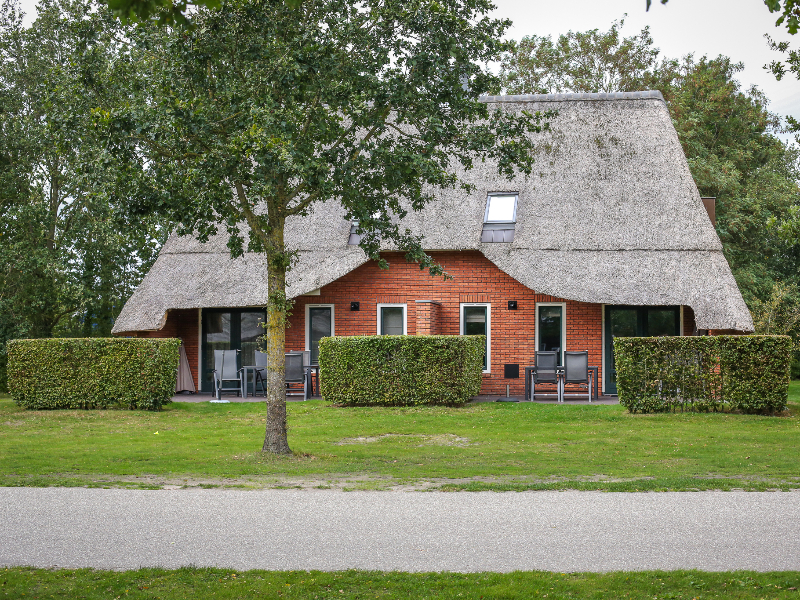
[262,213,291,454]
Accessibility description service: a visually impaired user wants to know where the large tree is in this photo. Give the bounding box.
[0,0,165,388]
[109,0,548,453]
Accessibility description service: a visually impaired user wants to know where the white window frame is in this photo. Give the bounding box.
[305,304,335,357]
[460,303,491,374]
[377,303,407,335]
[535,302,567,362]
[484,193,519,224]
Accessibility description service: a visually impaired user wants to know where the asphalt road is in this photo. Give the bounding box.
[2,488,799,572]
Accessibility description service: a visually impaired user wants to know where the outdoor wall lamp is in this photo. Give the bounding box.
[508,300,518,310]
[350,302,360,311]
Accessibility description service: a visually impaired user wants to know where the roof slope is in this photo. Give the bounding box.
[113,91,754,334]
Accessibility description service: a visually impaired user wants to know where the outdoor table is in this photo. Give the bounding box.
[524,365,599,402]
[240,364,320,398]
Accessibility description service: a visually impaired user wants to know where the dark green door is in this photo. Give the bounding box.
[604,306,680,395]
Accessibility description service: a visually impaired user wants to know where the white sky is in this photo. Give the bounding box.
[15,0,800,132]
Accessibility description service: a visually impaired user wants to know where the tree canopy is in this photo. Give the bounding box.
[0,0,166,388]
[107,0,550,452]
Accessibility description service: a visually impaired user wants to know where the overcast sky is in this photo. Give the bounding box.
[15,0,800,137]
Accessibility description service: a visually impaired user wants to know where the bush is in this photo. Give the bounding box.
[614,335,791,414]
[8,338,181,410]
[319,335,485,406]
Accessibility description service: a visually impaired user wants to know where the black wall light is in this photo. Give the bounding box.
[508,300,518,310]
[350,302,360,311]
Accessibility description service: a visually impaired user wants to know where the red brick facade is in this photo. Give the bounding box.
[288,251,602,395]
[134,251,697,396]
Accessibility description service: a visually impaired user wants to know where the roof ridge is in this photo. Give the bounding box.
[480,90,665,103]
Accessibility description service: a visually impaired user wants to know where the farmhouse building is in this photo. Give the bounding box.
[112,91,754,396]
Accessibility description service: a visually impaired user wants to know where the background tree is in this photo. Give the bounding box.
[108,0,549,453]
[498,18,677,95]
[0,0,165,389]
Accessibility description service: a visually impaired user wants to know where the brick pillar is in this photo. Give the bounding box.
[415,300,442,335]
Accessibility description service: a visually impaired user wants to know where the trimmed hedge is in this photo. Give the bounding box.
[8,338,181,410]
[614,335,791,414]
[319,335,485,406]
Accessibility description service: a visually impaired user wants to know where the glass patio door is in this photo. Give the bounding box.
[604,306,680,395]
[201,309,265,392]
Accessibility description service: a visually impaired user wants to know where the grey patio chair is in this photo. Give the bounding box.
[531,351,560,401]
[285,352,308,401]
[253,350,269,397]
[212,349,243,400]
[561,351,593,403]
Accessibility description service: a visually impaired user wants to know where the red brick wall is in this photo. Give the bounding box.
[135,308,200,390]
[288,251,603,395]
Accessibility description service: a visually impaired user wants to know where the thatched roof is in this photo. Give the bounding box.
[112,91,754,334]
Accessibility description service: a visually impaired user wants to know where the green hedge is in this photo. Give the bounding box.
[319,335,485,406]
[8,338,181,410]
[614,335,791,414]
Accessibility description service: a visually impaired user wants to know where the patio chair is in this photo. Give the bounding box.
[253,350,269,397]
[561,351,593,403]
[285,352,308,401]
[531,351,560,401]
[212,349,243,400]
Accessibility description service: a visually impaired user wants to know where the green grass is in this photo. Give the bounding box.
[1,381,798,491]
[2,567,800,599]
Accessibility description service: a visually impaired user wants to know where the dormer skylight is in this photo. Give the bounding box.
[481,193,518,243]
[484,194,518,223]
[348,212,385,245]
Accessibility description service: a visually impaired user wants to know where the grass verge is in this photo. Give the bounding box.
[2,567,800,599]
[1,381,798,491]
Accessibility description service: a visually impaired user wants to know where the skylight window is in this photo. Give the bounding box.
[480,193,518,243]
[484,194,518,223]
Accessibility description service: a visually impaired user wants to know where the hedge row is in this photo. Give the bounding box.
[614,335,791,414]
[8,338,181,410]
[318,335,485,406]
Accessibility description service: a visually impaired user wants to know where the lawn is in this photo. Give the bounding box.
[0,381,798,491]
[2,567,800,599]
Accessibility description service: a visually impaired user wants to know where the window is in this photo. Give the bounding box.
[535,303,566,365]
[481,193,518,243]
[484,193,518,223]
[377,304,407,335]
[460,303,490,372]
[305,304,335,365]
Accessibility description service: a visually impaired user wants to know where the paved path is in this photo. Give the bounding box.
[2,488,799,572]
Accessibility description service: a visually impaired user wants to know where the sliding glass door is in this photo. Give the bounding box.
[201,309,265,392]
[604,306,680,395]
